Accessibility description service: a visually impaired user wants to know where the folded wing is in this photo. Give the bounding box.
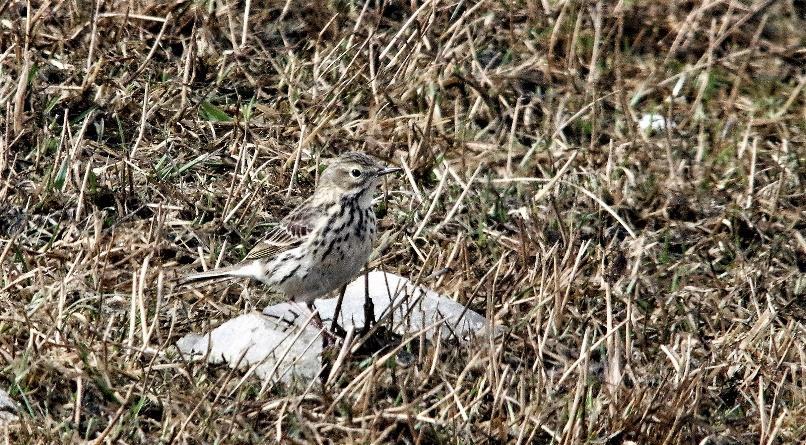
[242,200,324,261]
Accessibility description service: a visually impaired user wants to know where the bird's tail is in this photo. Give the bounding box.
[177,262,262,286]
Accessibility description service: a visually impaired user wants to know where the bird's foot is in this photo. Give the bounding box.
[297,301,344,344]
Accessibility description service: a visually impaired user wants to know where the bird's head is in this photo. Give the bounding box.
[317,152,401,199]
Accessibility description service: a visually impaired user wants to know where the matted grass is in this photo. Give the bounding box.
[1,0,804,443]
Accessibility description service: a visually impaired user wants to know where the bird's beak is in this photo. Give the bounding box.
[376,166,402,176]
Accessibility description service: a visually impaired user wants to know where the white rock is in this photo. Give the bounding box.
[638,113,667,133]
[307,270,495,341]
[176,312,323,384]
[177,271,498,384]
[0,387,19,424]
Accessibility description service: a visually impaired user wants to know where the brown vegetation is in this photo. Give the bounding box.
[1,0,804,443]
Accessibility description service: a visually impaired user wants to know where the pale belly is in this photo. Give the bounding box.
[306,235,372,297]
[269,230,374,302]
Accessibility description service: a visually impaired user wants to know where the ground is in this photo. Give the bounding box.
[1,0,805,443]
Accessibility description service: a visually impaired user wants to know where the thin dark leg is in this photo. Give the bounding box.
[305,301,324,329]
[329,284,348,335]
[360,271,375,335]
[303,300,341,347]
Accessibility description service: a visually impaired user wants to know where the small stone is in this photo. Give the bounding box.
[177,312,323,384]
[638,113,668,133]
[311,271,497,341]
[177,271,502,385]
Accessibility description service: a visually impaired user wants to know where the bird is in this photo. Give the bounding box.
[179,151,401,327]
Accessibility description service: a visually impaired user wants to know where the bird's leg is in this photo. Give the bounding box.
[360,270,375,336]
[296,301,339,345]
[293,300,324,330]
[304,300,324,329]
[329,284,348,336]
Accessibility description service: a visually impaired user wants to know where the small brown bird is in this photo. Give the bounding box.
[180,152,400,320]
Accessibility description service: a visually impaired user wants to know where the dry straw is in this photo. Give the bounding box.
[0,0,803,443]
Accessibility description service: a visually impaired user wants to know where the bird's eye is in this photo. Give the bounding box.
[350,168,361,178]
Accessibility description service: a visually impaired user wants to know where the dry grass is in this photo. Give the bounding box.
[1,0,805,443]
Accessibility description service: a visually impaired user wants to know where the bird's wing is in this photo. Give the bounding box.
[242,200,324,261]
